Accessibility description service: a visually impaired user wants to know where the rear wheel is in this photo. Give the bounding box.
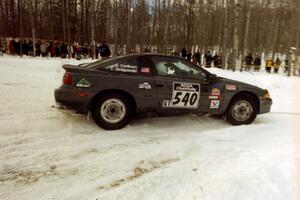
[91,94,132,130]
[226,94,258,125]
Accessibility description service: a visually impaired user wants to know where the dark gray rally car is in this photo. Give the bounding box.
[55,54,272,130]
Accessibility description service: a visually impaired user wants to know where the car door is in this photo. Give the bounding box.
[92,55,158,113]
[149,55,210,113]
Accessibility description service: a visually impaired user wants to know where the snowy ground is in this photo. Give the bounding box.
[0,55,300,200]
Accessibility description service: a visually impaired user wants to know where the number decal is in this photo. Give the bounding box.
[190,93,198,106]
[171,82,200,109]
[182,93,190,106]
[172,91,182,105]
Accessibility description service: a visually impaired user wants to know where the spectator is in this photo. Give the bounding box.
[266,58,273,73]
[22,40,29,56]
[253,55,261,72]
[36,41,41,57]
[194,50,201,66]
[14,39,20,55]
[172,49,178,56]
[0,40,4,56]
[8,39,15,55]
[82,44,89,58]
[205,51,213,68]
[75,45,82,60]
[274,58,281,73]
[143,47,150,53]
[214,55,223,68]
[28,41,33,56]
[192,54,198,65]
[245,53,253,71]
[284,59,289,73]
[186,50,192,61]
[40,42,48,57]
[95,44,99,59]
[55,43,61,57]
[61,43,68,58]
[49,42,54,57]
[181,47,187,59]
[99,41,111,59]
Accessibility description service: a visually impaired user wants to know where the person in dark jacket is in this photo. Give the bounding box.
[99,41,111,59]
[205,51,213,68]
[186,50,192,61]
[55,43,61,57]
[181,47,187,59]
[284,59,289,73]
[194,50,201,66]
[36,41,41,57]
[14,39,20,55]
[28,41,33,56]
[22,40,29,56]
[274,58,281,73]
[245,53,253,71]
[253,55,261,72]
[214,54,223,68]
[82,44,89,57]
[61,43,68,58]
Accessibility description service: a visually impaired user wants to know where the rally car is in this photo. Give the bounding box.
[54,54,272,130]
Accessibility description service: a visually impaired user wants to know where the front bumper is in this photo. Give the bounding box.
[54,88,90,114]
[259,97,272,114]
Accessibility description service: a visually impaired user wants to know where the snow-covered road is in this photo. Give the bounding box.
[0,56,299,200]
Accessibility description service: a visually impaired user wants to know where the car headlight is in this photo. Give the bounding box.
[263,90,271,98]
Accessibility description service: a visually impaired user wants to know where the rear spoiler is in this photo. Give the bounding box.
[63,64,87,73]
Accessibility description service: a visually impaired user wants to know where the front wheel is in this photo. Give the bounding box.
[91,94,131,130]
[226,94,258,125]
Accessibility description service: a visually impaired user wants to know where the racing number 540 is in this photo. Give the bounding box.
[172,91,198,107]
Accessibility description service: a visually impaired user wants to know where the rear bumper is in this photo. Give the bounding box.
[259,97,272,114]
[54,88,90,114]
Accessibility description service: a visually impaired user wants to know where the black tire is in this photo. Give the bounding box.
[226,94,258,125]
[91,94,132,130]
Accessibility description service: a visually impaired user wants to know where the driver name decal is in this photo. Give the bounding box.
[171,82,200,109]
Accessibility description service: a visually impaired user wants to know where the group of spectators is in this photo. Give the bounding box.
[0,39,293,74]
[244,53,288,73]
[180,48,223,69]
[180,47,290,74]
[0,38,111,60]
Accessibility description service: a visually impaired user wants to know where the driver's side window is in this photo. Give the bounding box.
[151,56,206,79]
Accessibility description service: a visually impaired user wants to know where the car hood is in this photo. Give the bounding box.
[217,76,264,93]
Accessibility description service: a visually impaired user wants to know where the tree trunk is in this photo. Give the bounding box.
[233,0,240,71]
[28,0,36,57]
[242,1,252,62]
[90,0,96,59]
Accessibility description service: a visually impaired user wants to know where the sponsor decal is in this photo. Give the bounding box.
[162,100,172,108]
[107,63,138,73]
[138,82,152,90]
[226,84,237,91]
[76,79,91,88]
[209,95,219,100]
[167,67,176,75]
[141,67,151,73]
[171,82,200,109]
[211,88,221,96]
[210,100,220,109]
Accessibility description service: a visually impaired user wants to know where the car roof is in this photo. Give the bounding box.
[105,53,180,59]
[85,53,187,69]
